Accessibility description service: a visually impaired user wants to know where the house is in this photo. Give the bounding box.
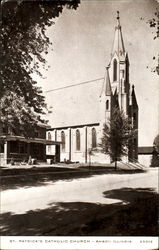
[0,122,61,166]
[45,12,139,164]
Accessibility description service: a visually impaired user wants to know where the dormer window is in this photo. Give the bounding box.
[113,59,117,81]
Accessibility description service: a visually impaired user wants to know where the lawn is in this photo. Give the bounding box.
[1,163,146,191]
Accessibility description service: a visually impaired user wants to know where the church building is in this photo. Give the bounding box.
[46,12,138,164]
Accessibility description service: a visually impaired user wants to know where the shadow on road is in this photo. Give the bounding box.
[1,166,146,191]
[1,187,158,236]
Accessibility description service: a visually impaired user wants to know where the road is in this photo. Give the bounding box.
[1,168,158,215]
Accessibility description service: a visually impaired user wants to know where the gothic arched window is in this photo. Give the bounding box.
[76,129,80,151]
[113,59,117,81]
[106,100,109,110]
[133,113,137,127]
[61,131,65,152]
[48,132,51,140]
[92,128,97,148]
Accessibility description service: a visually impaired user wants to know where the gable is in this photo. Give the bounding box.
[45,79,103,128]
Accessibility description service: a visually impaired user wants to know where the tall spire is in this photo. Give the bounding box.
[99,67,111,97]
[111,11,125,57]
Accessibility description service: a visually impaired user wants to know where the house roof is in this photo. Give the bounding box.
[138,146,154,154]
[0,135,61,145]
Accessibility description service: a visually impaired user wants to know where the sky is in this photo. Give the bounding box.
[35,0,159,147]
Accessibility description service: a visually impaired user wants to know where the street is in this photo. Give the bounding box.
[1,167,158,236]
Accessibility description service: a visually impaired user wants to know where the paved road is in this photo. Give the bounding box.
[1,168,158,215]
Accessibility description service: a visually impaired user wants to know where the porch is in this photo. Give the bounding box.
[0,135,61,166]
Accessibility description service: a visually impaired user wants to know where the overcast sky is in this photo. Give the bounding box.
[35,0,159,147]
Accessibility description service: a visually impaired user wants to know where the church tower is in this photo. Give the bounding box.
[99,11,138,161]
[108,11,130,115]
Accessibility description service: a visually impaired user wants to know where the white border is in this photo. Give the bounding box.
[1,236,158,250]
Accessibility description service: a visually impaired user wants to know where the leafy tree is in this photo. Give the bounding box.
[146,8,159,74]
[151,134,159,167]
[148,8,159,40]
[153,134,159,153]
[0,91,41,137]
[0,0,80,135]
[100,107,136,170]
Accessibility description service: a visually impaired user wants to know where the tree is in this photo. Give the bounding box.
[147,8,159,74]
[0,0,80,135]
[153,134,159,153]
[100,107,136,170]
[148,8,159,40]
[151,134,159,167]
[0,91,41,137]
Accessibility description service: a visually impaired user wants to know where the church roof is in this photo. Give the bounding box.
[111,11,126,58]
[45,78,103,128]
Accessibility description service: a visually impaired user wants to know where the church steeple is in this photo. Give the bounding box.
[108,12,130,114]
[111,11,125,58]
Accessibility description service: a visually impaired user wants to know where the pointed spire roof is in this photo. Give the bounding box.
[99,67,111,97]
[131,85,138,108]
[111,11,125,57]
[105,67,111,96]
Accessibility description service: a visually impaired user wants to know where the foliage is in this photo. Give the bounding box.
[153,134,159,153]
[0,0,80,135]
[147,8,159,40]
[151,134,159,167]
[100,107,136,167]
[146,8,159,74]
[0,91,41,137]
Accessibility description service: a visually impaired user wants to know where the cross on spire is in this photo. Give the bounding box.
[111,11,125,56]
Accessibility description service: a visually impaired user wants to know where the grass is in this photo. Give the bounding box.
[1,163,146,191]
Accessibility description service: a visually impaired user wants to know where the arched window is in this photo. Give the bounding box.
[92,128,97,148]
[113,59,117,81]
[106,100,109,110]
[48,132,51,140]
[133,113,137,127]
[76,129,80,151]
[61,131,65,152]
